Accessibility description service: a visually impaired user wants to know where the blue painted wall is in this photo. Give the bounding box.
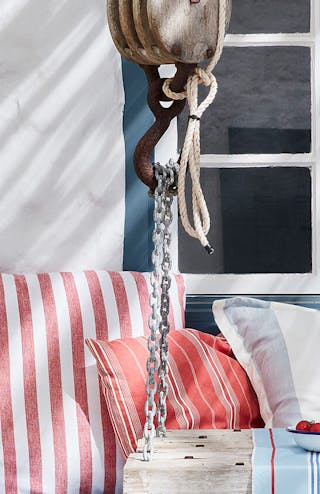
[122,59,154,272]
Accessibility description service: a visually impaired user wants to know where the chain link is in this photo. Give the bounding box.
[143,160,178,461]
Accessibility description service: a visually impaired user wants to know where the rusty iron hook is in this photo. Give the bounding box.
[133,62,196,194]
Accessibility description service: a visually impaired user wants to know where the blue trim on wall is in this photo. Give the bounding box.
[122,59,154,271]
[186,294,320,335]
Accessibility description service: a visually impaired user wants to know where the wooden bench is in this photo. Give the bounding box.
[124,429,253,493]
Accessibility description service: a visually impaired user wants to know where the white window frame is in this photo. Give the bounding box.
[156,0,319,295]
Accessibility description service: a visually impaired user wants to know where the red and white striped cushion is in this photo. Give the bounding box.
[86,329,264,458]
[0,271,185,494]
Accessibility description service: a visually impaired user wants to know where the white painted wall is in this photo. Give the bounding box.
[0,0,125,273]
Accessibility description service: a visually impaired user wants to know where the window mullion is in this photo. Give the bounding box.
[225,33,313,48]
[312,0,320,277]
[200,155,314,166]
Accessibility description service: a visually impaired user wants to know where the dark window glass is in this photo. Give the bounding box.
[178,167,312,274]
[228,0,310,34]
[178,47,311,154]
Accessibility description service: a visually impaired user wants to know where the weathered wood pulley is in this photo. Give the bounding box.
[108,0,231,255]
[107,0,231,65]
[107,0,231,192]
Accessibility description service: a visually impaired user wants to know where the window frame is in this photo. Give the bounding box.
[156,0,320,295]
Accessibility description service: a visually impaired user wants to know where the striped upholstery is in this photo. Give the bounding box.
[253,428,320,493]
[86,329,264,458]
[0,271,185,494]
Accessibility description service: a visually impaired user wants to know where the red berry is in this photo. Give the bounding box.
[309,422,320,432]
[296,420,312,431]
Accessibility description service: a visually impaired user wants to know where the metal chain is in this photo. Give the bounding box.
[156,163,176,437]
[143,160,178,461]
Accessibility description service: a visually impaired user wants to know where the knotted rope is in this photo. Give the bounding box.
[162,0,227,252]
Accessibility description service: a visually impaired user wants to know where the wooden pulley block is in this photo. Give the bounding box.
[107,0,232,65]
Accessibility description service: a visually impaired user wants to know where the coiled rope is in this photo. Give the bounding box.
[162,0,227,253]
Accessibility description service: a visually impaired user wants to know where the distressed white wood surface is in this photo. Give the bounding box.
[124,429,253,493]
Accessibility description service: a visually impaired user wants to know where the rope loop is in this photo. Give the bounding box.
[162,78,187,101]
[161,0,227,251]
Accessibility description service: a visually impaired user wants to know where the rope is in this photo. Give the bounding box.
[162,0,227,252]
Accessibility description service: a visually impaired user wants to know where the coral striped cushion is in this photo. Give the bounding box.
[86,329,264,458]
[0,271,185,494]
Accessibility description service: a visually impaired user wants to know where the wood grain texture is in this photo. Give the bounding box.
[133,0,174,64]
[108,0,232,65]
[107,0,149,64]
[147,0,232,63]
[119,0,154,64]
[124,429,253,493]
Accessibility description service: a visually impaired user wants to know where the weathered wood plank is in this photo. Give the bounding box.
[137,428,252,450]
[124,429,253,493]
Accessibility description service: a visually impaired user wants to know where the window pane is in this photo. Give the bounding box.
[228,0,310,34]
[178,47,311,154]
[178,167,312,274]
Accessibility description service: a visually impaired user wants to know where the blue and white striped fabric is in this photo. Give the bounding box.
[253,428,320,494]
[213,297,320,428]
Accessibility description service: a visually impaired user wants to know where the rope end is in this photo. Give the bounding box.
[204,243,214,255]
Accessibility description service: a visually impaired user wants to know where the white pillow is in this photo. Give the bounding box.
[213,297,320,428]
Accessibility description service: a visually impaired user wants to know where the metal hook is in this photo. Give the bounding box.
[133,63,196,194]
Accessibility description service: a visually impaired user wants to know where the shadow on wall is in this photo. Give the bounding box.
[0,0,126,272]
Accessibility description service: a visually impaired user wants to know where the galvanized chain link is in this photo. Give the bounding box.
[143,160,178,461]
[156,164,176,437]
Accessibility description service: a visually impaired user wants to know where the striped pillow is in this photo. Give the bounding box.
[86,329,264,458]
[0,271,185,494]
[213,297,320,428]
